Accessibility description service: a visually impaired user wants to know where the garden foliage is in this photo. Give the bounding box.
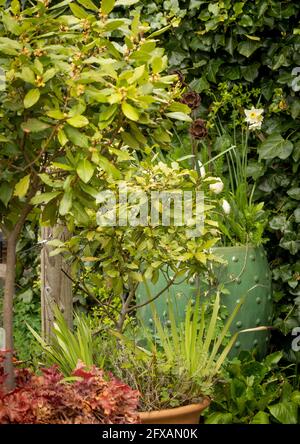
[140,0,300,355]
[0,354,140,424]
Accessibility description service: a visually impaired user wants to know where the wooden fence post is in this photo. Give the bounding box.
[41,225,73,343]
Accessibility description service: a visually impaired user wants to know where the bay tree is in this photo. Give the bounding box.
[0,0,191,390]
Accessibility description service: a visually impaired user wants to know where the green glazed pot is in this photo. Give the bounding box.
[136,245,273,358]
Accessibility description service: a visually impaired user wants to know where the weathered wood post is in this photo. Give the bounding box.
[41,225,73,342]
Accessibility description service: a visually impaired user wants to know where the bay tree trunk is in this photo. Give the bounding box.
[3,235,17,391]
[41,225,73,343]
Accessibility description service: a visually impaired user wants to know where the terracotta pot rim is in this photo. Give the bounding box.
[139,396,211,421]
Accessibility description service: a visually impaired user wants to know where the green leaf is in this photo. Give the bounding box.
[287,188,300,201]
[101,0,115,15]
[0,182,13,207]
[269,401,298,424]
[24,88,40,109]
[31,191,61,205]
[47,110,65,120]
[0,37,22,55]
[18,67,36,85]
[57,128,68,146]
[165,112,193,122]
[67,115,89,128]
[76,159,95,183]
[205,412,233,424]
[19,289,33,304]
[115,0,139,5]
[77,0,98,11]
[121,102,140,121]
[251,411,270,424]
[64,126,89,148]
[237,40,261,57]
[21,119,50,133]
[97,155,121,179]
[258,134,293,160]
[59,191,73,216]
[70,3,90,18]
[14,175,30,198]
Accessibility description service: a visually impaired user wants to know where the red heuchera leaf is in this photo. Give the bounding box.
[0,353,140,424]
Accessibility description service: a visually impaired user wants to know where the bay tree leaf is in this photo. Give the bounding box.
[67,115,89,128]
[2,13,22,35]
[77,0,98,11]
[165,112,193,122]
[97,155,122,179]
[64,125,89,148]
[115,0,139,5]
[24,88,40,109]
[18,67,36,85]
[101,0,115,15]
[76,159,95,183]
[121,101,139,121]
[258,134,293,160]
[70,3,90,18]
[0,182,13,207]
[43,68,57,83]
[59,191,73,216]
[0,37,22,55]
[47,109,65,120]
[57,128,68,146]
[31,191,62,205]
[21,118,50,133]
[14,175,30,198]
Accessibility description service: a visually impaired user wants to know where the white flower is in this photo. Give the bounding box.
[222,199,231,215]
[244,107,264,131]
[198,161,206,178]
[209,178,224,194]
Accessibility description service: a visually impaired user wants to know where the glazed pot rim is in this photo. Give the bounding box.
[139,397,211,420]
[213,245,265,251]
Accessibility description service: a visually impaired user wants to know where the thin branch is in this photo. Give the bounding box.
[128,272,179,313]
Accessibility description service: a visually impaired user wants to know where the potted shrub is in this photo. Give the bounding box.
[27,293,246,424]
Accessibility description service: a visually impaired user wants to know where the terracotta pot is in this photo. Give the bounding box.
[139,397,210,424]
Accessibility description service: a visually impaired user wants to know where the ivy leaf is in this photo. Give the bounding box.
[269,401,298,424]
[258,134,293,160]
[287,188,300,200]
[24,88,40,109]
[101,0,115,15]
[67,115,89,128]
[251,411,270,424]
[14,175,30,198]
[121,102,139,121]
[237,40,261,57]
[76,159,95,183]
